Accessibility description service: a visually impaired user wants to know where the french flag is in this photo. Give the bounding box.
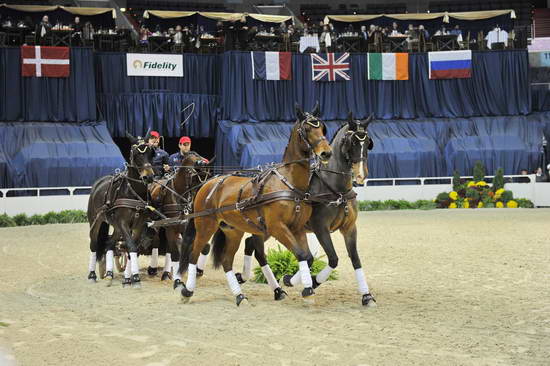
[428,50,472,79]
[251,51,292,80]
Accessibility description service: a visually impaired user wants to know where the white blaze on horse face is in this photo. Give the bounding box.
[355,141,366,185]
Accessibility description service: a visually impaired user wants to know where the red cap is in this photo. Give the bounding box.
[203,158,209,163]
[149,131,160,138]
[179,136,191,144]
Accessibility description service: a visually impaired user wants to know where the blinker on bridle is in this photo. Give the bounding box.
[299,113,325,150]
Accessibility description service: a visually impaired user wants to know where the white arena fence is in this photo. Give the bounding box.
[1,175,549,216]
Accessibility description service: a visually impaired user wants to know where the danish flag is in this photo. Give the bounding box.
[311,52,351,82]
[21,46,70,78]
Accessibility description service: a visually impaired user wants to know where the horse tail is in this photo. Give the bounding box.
[211,229,226,269]
[179,219,196,274]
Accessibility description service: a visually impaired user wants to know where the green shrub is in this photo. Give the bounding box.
[501,190,514,203]
[0,214,16,227]
[452,170,461,191]
[12,213,30,226]
[473,161,485,182]
[516,198,534,208]
[29,214,45,225]
[253,245,338,284]
[493,168,505,191]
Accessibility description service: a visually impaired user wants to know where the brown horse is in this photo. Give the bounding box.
[178,103,332,305]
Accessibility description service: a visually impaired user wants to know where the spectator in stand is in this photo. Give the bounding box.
[534,167,548,182]
[139,25,151,45]
[418,24,429,40]
[390,22,400,36]
[520,169,528,175]
[37,15,52,45]
[450,25,462,36]
[82,21,94,44]
[368,24,376,37]
[215,21,224,40]
[173,25,183,44]
[405,24,419,50]
[435,25,449,36]
[71,16,83,46]
[320,24,332,52]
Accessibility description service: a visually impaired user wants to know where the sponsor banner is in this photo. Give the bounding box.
[126,53,183,77]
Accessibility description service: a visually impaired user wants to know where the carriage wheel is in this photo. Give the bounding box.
[115,255,127,273]
[98,258,106,279]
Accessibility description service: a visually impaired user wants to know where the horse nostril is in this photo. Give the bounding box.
[320,151,332,160]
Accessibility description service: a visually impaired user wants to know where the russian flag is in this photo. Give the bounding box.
[428,50,472,79]
[251,51,292,80]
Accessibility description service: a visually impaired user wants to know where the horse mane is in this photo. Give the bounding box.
[281,119,300,159]
[330,122,349,145]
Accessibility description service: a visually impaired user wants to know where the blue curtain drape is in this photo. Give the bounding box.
[98,92,219,138]
[0,121,124,188]
[217,113,548,177]
[222,50,531,122]
[94,52,222,95]
[0,47,97,122]
[531,84,550,112]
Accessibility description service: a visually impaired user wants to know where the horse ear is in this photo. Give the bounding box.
[295,103,305,121]
[311,101,320,117]
[362,113,374,129]
[348,112,357,131]
[207,156,216,166]
[126,132,137,145]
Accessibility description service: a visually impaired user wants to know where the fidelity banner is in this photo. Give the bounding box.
[126,53,183,77]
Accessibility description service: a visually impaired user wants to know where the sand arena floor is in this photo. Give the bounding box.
[0,209,549,366]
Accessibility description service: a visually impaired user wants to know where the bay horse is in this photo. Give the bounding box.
[240,113,377,306]
[178,103,332,305]
[148,152,213,289]
[86,133,155,287]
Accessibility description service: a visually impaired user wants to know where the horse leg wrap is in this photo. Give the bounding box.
[106,250,114,273]
[298,261,313,289]
[130,252,139,275]
[171,261,181,281]
[150,248,158,268]
[186,264,197,292]
[316,265,334,284]
[225,270,242,296]
[242,255,253,281]
[163,253,172,273]
[355,267,370,295]
[124,256,132,279]
[261,265,279,291]
[88,252,97,272]
[197,253,208,272]
[290,271,301,286]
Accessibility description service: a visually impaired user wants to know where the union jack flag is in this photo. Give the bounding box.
[311,53,351,82]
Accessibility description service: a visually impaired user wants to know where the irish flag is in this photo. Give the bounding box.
[368,53,409,80]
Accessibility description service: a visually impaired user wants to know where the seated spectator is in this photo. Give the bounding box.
[435,26,449,36]
[520,169,528,175]
[139,25,151,45]
[71,16,83,46]
[368,24,376,37]
[450,25,462,36]
[418,24,429,40]
[319,24,332,51]
[535,167,548,182]
[360,25,368,40]
[215,21,224,39]
[173,25,183,44]
[83,21,94,43]
[390,22,400,36]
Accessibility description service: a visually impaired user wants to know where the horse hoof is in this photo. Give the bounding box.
[302,287,315,304]
[236,294,249,307]
[147,266,158,276]
[161,271,172,281]
[180,284,193,302]
[362,293,377,307]
[87,271,97,283]
[131,274,141,288]
[173,279,183,290]
[282,274,293,287]
[235,272,246,284]
[122,278,132,287]
[105,271,114,287]
[312,275,321,289]
[196,268,204,277]
[274,287,287,301]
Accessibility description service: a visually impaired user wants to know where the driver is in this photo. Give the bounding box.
[168,136,208,170]
[146,131,170,178]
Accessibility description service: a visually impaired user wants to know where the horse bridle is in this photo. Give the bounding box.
[297,113,327,152]
[342,124,371,165]
[128,141,151,171]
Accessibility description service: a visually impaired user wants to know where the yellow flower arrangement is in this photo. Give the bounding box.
[463,200,470,208]
[507,200,518,208]
[494,188,505,199]
[449,202,457,209]
[476,181,487,187]
[496,201,504,208]
[467,181,476,188]
[449,191,458,201]
[478,201,484,208]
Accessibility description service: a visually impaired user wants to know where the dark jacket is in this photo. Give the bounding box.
[152,147,169,177]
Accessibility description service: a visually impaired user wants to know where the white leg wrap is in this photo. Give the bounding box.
[225,270,242,296]
[316,265,334,284]
[261,265,279,291]
[106,250,114,272]
[163,253,172,273]
[355,268,370,295]
[88,252,97,272]
[290,271,301,286]
[306,232,320,258]
[197,253,208,271]
[150,248,158,267]
[172,261,181,281]
[130,252,139,275]
[186,264,197,291]
[242,255,253,280]
[299,261,313,288]
[124,256,132,279]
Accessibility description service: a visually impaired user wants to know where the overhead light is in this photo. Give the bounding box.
[120,7,126,12]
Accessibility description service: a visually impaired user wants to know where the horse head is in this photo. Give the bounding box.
[343,112,374,185]
[126,132,155,183]
[294,101,332,164]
